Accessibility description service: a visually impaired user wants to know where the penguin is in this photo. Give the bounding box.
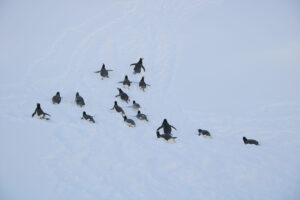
[157,119,176,135]
[95,64,113,79]
[129,100,140,110]
[110,101,125,116]
[198,129,211,137]
[75,92,85,107]
[52,91,61,104]
[32,103,51,120]
[139,76,150,91]
[123,116,136,127]
[115,88,130,103]
[130,58,145,74]
[81,111,95,123]
[118,75,132,88]
[156,130,177,142]
[136,110,148,121]
[243,137,259,145]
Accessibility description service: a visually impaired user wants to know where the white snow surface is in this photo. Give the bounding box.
[0,0,300,199]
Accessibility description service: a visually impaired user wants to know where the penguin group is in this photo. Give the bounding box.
[31,58,260,146]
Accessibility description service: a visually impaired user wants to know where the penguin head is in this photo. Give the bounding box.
[163,119,168,124]
[141,76,144,81]
[102,64,105,68]
[37,103,41,108]
[56,91,60,96]
[123,116,127,121]
[139,58,143,62]
[117,88,122,92]
[83,111,86,115]
[76,92,79,96]
[243,137,247,144]
[198,129,202,133]
[125,75,128,79]
[137,110,141,114]
[133,100,136,104]
[114,101,118,105]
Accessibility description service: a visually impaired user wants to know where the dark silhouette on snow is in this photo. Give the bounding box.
[118,75,132,88]
[123,116,136,127]
[110,101,125,116]
[75,92,85,107]
[198,129,211,137]
[243,137,259,145]
[81,111,95,123]
[115,88,130,103]
[139,76,150,91]
[52,91,61,104]
[136,110,148,122]
[32,103,51,119]
[130,58,145,74]
[95,64,113,79]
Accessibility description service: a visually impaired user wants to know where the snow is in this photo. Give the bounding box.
[0,0,300,199]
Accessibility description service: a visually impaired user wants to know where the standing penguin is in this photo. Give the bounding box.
[130,58,145,74]
[32,103,51,120]
[52,91,61,104]
[95,64,113,79]
[115,88,130,103]
[139,76,150,91]
[110,101,125,116]
[157,119,177,135]
[81,111,95,123]
[136,110,148,121]
[118,75,132,88]
[75,92,85,107]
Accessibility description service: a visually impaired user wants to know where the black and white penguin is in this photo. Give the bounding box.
[81,111,95,123]
[52,91,61,104]
[115,88,130,103]
[136,110,148,121]
[95,64,113,79]
[198,129,211,137]
[139,76,150,91]
[157,119,176,135]
[130,58,145,74]
[32,103,51,120]
[156,130,177,142]
[110,101,125,116]
[118,75,132,88]
[130,100,140,110]
[123,116,136,127]
[243,137,259,145]
[75,92,85,107]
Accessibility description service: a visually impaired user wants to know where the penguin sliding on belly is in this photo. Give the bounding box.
[123,116,136,127]
[136,110,148,122]
[81,111,95,123]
